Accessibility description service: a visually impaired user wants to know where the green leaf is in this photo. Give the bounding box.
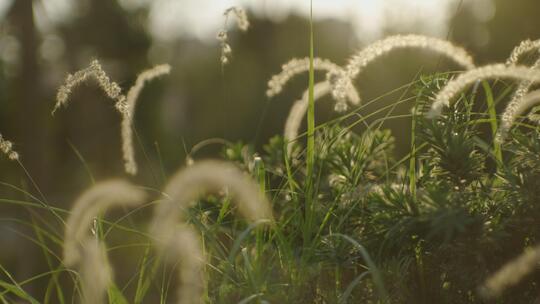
[108,283,129,304]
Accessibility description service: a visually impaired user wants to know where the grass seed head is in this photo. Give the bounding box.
[121,64,171,175]
[63,179,147,266]
[332,34,475,103]
[506,38,540,65]
[0,134,19,161]
[498,89,540,141]
[224,7,249,32]
[150,160,272,304]
[63,180,146,304]
[78,237,112,304]
[218,7,249,65]
[155,225,205,304]
[429,64,540,118]
[497,44,540,141]
[53,59,126,115]
[283,79,360,154]
[266,57,349,99]
[150,159,273,247]
[480,244,540,299]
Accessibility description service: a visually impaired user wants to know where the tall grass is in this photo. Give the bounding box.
[4,4,540,304]
[304,0,316,248]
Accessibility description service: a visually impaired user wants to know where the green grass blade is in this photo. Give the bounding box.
[304,0,316,247]
[482,81,502,166]
[108,282,129,304]
[339,271,369,304]
[329,234,388,301]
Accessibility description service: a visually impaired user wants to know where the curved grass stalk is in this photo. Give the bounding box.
[479,244,540,299]
[217,6,249,65]
[331,34,476,103]
[53,60,126,115]
[0,134,19,160]
[267,58,342,97]
[506,39,540,65]
[63,180,147,304]
[428,64,540,118]
[327,233,388,301]
[283,81,359,153]
[151,159,273,241]
[159,225,205,304]
[121,64,171,175]
[149,160,273,304]
[267,57,360,108]
[223,6,249,32]
[497,90,540,141]
[499,40,540,139]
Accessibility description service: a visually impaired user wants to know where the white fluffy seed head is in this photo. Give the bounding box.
[152,225,205,304]
[217,7,249,65]
[224,7,249,32]
[331,34,476,103]
[0,134,19,161]
[150,160,273,246]
[63,180,147,267]
[266,57,345,98]
[284,82,331,154]
[63,180,146,304]
[149,160,272,304]
[497,89,540,142]
[506,39,540,65]
[78,237,112,304]
[53,59,126,115]
[121,64,171,175]
[497,46,540,142]
[282,80,360,155]
[428,64,540,118]
[479,244,540,299]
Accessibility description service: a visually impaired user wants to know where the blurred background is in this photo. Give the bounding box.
[1,0,540,299]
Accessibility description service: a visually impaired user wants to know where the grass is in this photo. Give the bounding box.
[304,0,316,255]
[3,4,540,304]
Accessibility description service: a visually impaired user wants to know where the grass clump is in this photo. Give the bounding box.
[5,6,540,304]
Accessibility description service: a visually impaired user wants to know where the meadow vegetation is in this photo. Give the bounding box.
[2,3,540,304]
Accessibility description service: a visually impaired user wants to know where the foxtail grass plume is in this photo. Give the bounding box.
[266,58,355,99]
[506,39,540,65]
[151,159,273,242]
[121,64,171,175]
[53,60,127,115]
[78,237,112,304]
[428,64,540,118]
[497,90,540,141]
[150,160,272,304]
[331,34,476,103]
[153,224,205,304]
[479,244,540,299]
[217,6,249,65]
[0,134,19,160]
[267,57,360,113]
[499,41,540,140]
[504,58,540,117]
[283,81,359,153]
[63,180,147,304]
